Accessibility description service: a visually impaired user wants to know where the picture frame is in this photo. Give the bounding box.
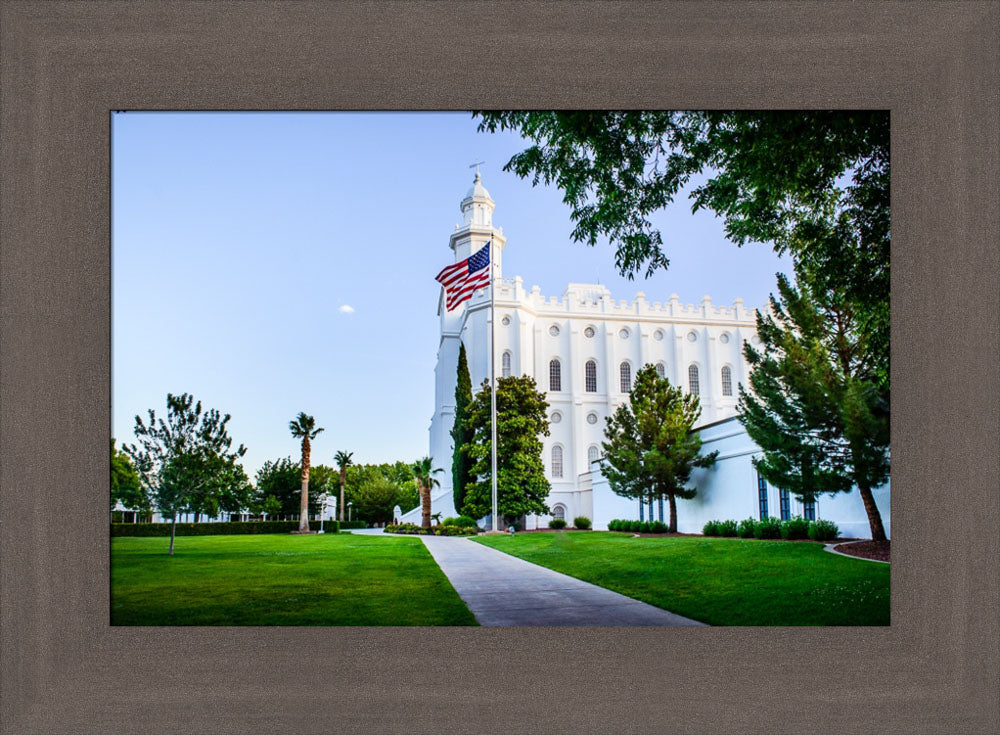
[1,1,997,732]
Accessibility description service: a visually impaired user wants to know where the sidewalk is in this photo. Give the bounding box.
[420,535,706,627]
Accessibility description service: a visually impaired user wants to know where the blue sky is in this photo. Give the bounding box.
[112,112,793,479]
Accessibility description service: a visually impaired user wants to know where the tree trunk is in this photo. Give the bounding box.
[169,511,177,555]
[339,476,346,522]
[857,482,887,542]
[299,437,311,532]
[420,486,431,528]
[668,494,677,533]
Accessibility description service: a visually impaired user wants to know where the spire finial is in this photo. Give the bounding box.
[469,159,485,180]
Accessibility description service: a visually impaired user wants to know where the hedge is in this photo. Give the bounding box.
[111,520,341,537]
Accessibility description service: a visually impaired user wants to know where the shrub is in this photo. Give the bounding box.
[649,520,668,534]
[628,520,641,532]
[338,520,366,529]
[754,516,782,539]
[703,520,720,537]
[548,518,567,529]
[718,519,738,537]
[607,519,619,531]
[442,515,479,528]
[573,516,592,530]
[808,519,839,541]
[781,516,810,540]
[737,518,756,538]
[638,521,651,533]
[110,520,340,537]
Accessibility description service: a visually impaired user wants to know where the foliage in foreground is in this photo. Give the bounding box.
[461,376,551,524]
[473,532,889,626]
[124,393,249,555]
[602,365,717,532]
[384,523,479,536]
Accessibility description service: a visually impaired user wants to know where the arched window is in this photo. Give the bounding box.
[655,362,666,379]
[549,359,562,392]
[501,351,511,378]
[620,362,632,393]
[688,364,700,396]
[588,445,600,466]
[551,445,563,478]
[721,365,733,396]
[552,504,566,520]
[585,360,597,392]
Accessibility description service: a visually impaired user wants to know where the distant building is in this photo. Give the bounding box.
[400,173,890,538]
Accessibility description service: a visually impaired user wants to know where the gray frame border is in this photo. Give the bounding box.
[2,2,997,733]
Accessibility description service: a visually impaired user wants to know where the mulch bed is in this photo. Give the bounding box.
[834,540,891,562]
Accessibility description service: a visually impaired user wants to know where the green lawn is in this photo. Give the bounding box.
[111,533,477,625]
[474,532,890,625]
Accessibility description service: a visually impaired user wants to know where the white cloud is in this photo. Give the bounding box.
[338,304,355,314]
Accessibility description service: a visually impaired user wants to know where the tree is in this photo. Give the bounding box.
[451,343,475,515]
[475,111,889,389]
[111,438,147,514]
[461,376,551,524]
[333,450,354,522]
[289,413,323,532]
[601,365,718,533]
[255,458,321,518]
[354,476,404,526]
[737,264,889,541]
[124,393,247,555]
[410,456,443,528]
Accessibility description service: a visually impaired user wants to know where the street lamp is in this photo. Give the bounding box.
[318,493,327,534]
[348,501,353,522]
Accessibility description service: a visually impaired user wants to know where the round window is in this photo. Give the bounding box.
[586,413,598,425]
[550,412,562,424]
[653,329,664,341]
[687,331,698,342]
[549,325,560,337]
[584,326,595,338]
[501,315,511,326]
[619,328,630,340]
[719,332,730,344]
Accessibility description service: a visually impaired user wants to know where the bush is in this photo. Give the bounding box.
[573,516,592,530]
[442,515,479,528]
[111,520,340,537]
[638,521,651,533]
[649,520,668,534]
[737,518,756,538]
[628,520,641,532]
[384,523,477,536]
[808,519,839,541]
[754,516,782,539]
[781,516,810,540]
[548,518,567,529]
[338,520,366,529]
[718,520,738,537]
[703,520,720,537]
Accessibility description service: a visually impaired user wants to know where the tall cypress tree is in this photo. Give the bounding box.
[451,342,475,514]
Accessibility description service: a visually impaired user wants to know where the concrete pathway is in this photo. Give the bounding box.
[420,535,706,627]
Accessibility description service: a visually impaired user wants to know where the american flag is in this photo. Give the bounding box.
[435,244,491,311]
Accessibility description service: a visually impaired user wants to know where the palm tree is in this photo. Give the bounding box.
[289,412,324,532]
[411,456,443,529]
[333,450,354,522]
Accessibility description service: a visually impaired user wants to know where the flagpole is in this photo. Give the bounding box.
[489,234,498,532]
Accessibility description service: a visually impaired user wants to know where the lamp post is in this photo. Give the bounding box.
[318,493,327,534]
[348,502,353,522]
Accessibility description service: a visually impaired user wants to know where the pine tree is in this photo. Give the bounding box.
[461,376,551,524]
[451,343,475,514]
[737,265,889,541]
[601,365,717,532]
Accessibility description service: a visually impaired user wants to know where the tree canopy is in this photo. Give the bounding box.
[475,111,889,387]
[124,393,247,554]
[461,376,551,524]
[737,263,889,540]
[255,457,323,518]
[111,438,147,512]
[601,364,717,532]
